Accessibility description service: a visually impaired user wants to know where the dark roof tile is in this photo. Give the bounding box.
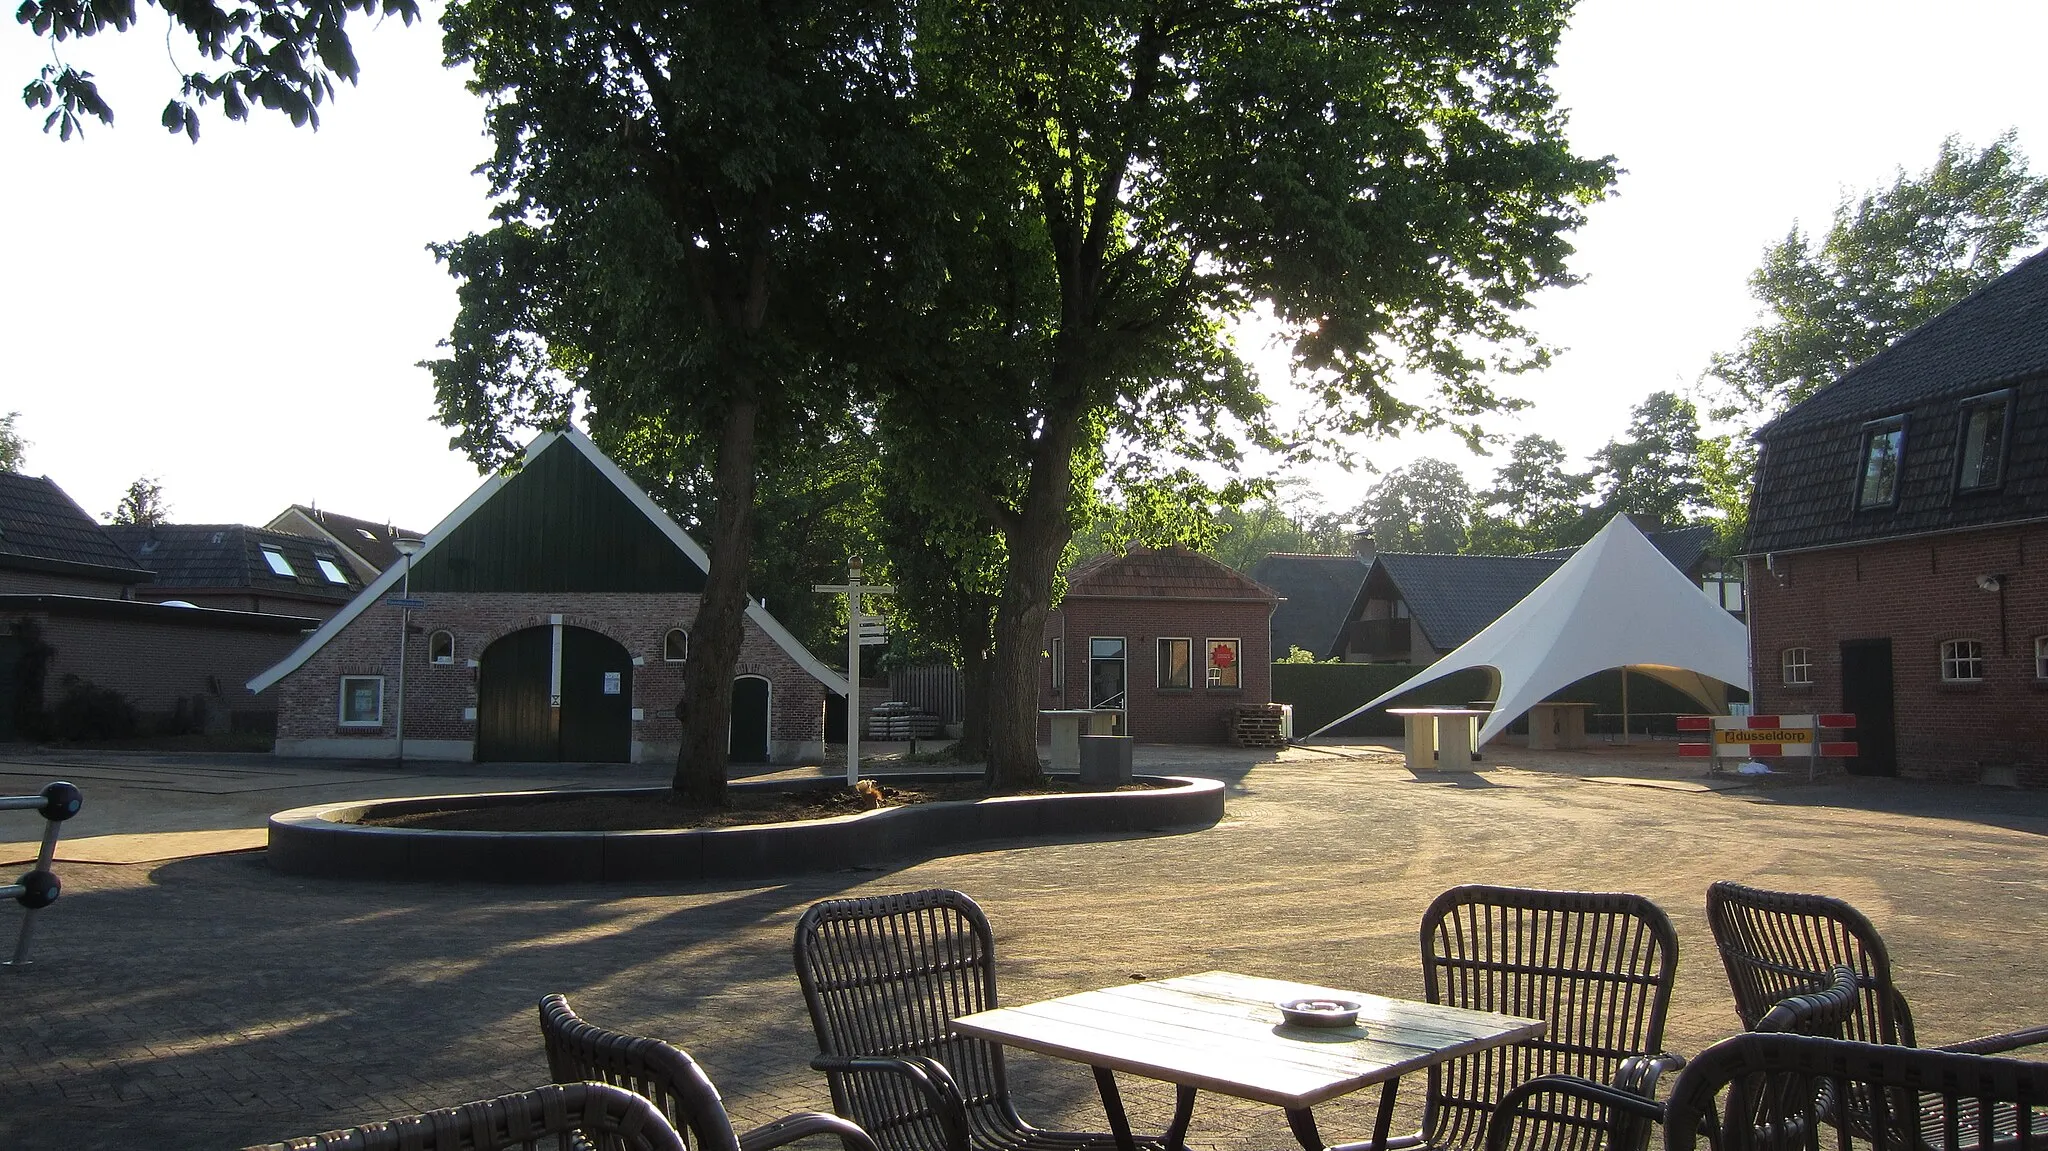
[1067,546,1279,601]
[106,523,364,601]
[1248,552,1369,658]
[0,472,150,576]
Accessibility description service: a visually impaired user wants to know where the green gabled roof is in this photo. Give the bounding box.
[410,437,707,594]
[248,429,845,696]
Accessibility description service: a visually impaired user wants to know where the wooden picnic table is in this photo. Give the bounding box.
[951,970,1544,1151]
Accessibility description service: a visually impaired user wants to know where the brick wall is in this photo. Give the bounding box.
[19,611,303,725]
[1746,523,2048,787]
[271,591,826,762]
[1040,598,1275,743]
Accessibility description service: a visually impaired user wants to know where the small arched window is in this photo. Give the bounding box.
[429,630,455,665]
[2036,636,2048,681]
[1780,647,1811,686]
[1940,638,1984,683]
[664,628,688,662]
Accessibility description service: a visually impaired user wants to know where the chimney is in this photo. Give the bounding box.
[1351,531,1376,563]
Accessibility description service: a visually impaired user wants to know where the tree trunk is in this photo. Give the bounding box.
[952,595,994,766]
[985,415,1083,788]
[674,397,761,804]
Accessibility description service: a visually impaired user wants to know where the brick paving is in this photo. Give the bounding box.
[2,744,2045,1149]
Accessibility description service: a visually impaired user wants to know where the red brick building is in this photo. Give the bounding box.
[250,429,846,765]
[1039,547,1278,743]
[1745,250,2048,787]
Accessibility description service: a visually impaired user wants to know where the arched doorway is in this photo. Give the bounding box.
[730,676,771,764]
[476,625,633,762]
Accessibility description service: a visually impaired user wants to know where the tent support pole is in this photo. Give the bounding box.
[1620,665,1631,745]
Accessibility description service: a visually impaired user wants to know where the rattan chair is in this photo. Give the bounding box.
[792,889,1186,1151]
[1706,881,2048,1055]
[1324,886,1684,1151]
[1482,967,1862,1151]
[1661,1032,2048,1151]
[540,994,879,1151]
[242,1081,687,1150]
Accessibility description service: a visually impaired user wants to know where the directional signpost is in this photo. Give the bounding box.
[814,556,895,787]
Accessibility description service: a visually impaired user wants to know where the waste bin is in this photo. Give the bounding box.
[1077,734,1134,787]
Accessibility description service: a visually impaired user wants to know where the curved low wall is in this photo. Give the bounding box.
[267,774,1225,883]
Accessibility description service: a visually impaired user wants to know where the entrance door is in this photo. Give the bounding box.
[730,676,770,764]
[477,625,633,763]
[558,628,633,763]
[476,626,554,761]
[1839,638,1896,777]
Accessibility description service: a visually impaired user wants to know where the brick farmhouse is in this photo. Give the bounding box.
[1745,249,2048,787]
[1040,547,1278,743]
[251,429,845,765]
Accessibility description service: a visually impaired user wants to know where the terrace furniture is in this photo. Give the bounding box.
[241,1082,686,1151]
[949,969,1542,1151]
[1665,1033,2044,1151]
[1524,703,1596,750]
[1387,708,1491,770]
[1705,881,2048,1055]
[793,888,1183,1151]
[539,994,879,1151]
[1362,885,1685,1151]
[1481,967,1861,1151]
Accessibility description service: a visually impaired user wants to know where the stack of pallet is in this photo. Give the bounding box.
[868,701,941,739]
[1226,704,1289,748]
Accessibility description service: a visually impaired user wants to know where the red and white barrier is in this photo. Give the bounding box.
[1677,714,1857,765]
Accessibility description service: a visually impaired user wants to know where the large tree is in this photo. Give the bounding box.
[425,0,928,803]
[1352,459,1475,555]
[17,0,419,139]
[1708,133,2048,415]
[893,0,1612,787]
[1466,434,1593,553]
[1587,391,1702,530]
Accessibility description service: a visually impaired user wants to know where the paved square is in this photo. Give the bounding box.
[2,744,2043,1150]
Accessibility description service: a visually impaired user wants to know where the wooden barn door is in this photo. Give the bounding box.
[476,626,555,762]
[730,676,770,764]
[478,625,634,763]
[559,628,632,763]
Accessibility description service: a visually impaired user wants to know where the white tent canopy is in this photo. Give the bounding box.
[1309,514,1751,746]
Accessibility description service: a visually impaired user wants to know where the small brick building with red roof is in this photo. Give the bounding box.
[1040,546,1279,743]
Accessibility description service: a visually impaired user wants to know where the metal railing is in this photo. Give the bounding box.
[3,781,82,969]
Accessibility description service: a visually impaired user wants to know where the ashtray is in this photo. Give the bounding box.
[1277,998,1362,1028]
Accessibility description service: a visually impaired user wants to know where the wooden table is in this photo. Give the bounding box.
[1385,708,1491,772]
[951,970,1543,1151]
[1524,702,1596,750]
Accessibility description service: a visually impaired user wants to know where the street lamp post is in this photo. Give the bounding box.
[392,537,423,766]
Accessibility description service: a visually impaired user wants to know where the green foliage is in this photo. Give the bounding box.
[50,674,138,740]
[16,0,420,140]
[1207,483,1352,571]
[1275,645,1339,665]
[0,411,25,472]
[1588,391,1702,529]
[1466,435,1594,554]
[1352,459,1474,554]
[1708,133,2048,416]
[105,476,169,526]
[1271,662,1490,736]
[1695,433,1756,560]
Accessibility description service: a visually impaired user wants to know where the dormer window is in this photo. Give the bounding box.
[1856,416,1906,509]
[261,547,296,577]
[1955,390,2011,492]
[314,557,349,584]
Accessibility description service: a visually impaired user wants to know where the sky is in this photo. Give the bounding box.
[4,0,2047,532]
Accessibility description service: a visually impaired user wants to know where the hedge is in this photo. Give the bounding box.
[1273,663,1745,739]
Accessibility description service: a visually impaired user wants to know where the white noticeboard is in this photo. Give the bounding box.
[603,671,622,695]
